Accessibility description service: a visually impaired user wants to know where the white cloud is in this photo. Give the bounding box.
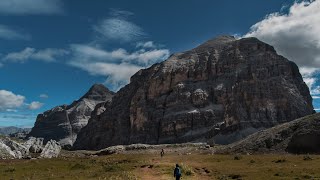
[67,9,169,91]
[69,44,170,90]
[3,47,68,63]
[311,86,320,95]
[93,10,145,42]
[39,94,49,99]
[244,0,320,96]
[0,90,25,111]
[94,18,145,42]
[108,9,134,17]
[313,96,320,99]
[6,109,18,113]
[28,101,44,110]
[70,44,169,66]
[0,0,63,15]
[70,61,142,89]
[0,25,30,40]
[136,41,156,49]
[245,0,320,69]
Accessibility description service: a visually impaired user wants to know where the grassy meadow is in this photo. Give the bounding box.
[0,153,320,180]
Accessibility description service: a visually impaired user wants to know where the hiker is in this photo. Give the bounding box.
[160,149,164,158]
[173,164,181,180]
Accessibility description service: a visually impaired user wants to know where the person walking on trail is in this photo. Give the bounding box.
[160,149,164,158]
[174,164,181,180]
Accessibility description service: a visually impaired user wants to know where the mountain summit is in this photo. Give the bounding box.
[73,36,314,150]
[28,84,114,147]
[80,84,114,101]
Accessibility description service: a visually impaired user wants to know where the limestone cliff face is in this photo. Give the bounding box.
[73,36,314,150]
[28,84,114,147]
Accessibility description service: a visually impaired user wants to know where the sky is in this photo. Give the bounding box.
[0,0,319,127]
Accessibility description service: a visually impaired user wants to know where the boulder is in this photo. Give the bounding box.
[0,138,29,159]
[40,140,61,158]
[23,137,44,153]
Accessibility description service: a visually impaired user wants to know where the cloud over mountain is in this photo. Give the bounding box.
[245,0,320,96]
[69,44,169,90]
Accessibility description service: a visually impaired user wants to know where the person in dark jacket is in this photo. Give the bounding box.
[160,149,165,158]
[174,164,181,180]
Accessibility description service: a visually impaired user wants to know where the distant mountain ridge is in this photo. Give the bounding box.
[0,126,31,136]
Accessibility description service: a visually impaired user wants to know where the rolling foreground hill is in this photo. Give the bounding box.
[216,113,320,154]
[73,35,314,150]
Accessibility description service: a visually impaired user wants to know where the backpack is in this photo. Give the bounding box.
[175,167,181,176]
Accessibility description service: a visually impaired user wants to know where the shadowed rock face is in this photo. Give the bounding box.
[286,133,320,154]
[216,113,320,154]
[28,84,114,147]
[73,35,314,150]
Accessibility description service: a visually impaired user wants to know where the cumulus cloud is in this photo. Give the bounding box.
[245,0,320,68]
[39,94,49,99]
[69,44,170,90]
[28,101,44,110]
[3,47,68,63]
[0,0,63,15]
[93,9,145,42]
[0,90,25,111]
[0,25,30,40]
[244,0,320,96]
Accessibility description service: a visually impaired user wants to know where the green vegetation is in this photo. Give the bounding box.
[1,153,320,179]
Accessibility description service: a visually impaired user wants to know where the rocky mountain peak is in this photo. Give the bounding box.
[193,35,236,51]
[80,83,114,101]
[74,35,314,150]
[29,83,115,147]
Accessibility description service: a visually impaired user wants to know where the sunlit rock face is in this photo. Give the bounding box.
[74,35,314,150]
[28,84,114,147]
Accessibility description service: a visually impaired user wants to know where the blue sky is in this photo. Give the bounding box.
[0,0,319,127]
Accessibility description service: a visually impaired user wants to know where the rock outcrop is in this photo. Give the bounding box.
[74,35,314,150]
[0,137,62,159]
[0,137,29,159]
[23,137,44,153]
[216,113,320,154]
[28,84,114,147]
[39,140,61,158]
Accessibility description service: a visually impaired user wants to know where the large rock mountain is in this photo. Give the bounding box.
[28,84,114,147]
[73,36,314,150]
